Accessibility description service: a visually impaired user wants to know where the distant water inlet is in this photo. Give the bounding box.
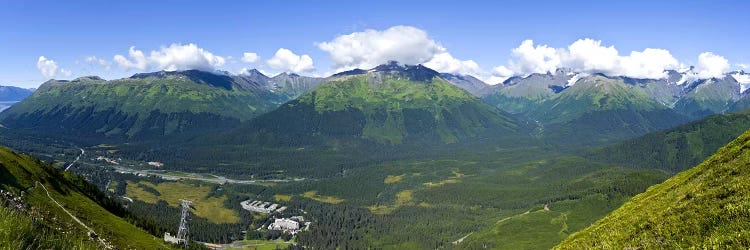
[0,101,17,112]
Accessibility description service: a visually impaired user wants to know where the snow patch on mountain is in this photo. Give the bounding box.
[732,72,750,93]
[566,73,588,87]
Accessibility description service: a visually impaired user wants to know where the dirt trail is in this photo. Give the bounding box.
[35,181,112,249]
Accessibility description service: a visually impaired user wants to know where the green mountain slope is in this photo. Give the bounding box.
[533,75,689,145]
[0,70,287,142]
[556,128,750,249]
[587,109,750,173]
[673,76,741,118]
[234,63,523,145]
[0,146,174,249]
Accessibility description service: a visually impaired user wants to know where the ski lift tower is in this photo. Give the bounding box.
[176,199,193,248]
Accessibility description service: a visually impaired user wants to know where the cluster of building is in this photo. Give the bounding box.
[147,161,164,167]
[240,200,287,214]
[267,216,310,235]
[94,156,119,165]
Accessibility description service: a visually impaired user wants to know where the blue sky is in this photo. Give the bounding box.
[1,0,748,88]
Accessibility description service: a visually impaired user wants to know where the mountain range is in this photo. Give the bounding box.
[481,69,750,120]
[0,70,322,142]
[2,64,748,149]
[224,62,523,146]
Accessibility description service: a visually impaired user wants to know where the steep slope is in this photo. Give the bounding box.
[727,71,750,111]
[0,70,287,142]
[556,128,750,249]
[440,73,489,96]
[231,62,524,145]
[533,74,690,145]
[268,72,324,99]
[0,146,174,249]
[587,109,750,173]
[673,76,742,118]
[480,69,571,114]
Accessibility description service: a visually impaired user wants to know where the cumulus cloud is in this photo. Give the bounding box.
[694,52,729,79]
[60,68,72,77]
[317,25,485,78]
[676,52,731,84]
[241,52,259,63]
[37,56,59,79]
[507,40,561,75]
[498,39,680,79]
[317,26,445,73]
[85,56,111,70]
[266,48,314,73]
[113,43,225,72]
[424,52,483,76]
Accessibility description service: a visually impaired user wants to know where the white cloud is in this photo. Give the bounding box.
[694,52,729,79]
[266,48,314,73]
[317,26,445,73]
[617,48,679,79]
[37,56,59,79]
[318,25,486,80]
[60,68,72,78]
[113,43,225,72]
[424,52,482,76]
[496,38,680,79]
[676,53,731,85]
[85,56,111,70]
[485,65,514,84]
[563,39,620,74]
[241,52,259,63]
[507,40,561,75]
[737,63,748,70]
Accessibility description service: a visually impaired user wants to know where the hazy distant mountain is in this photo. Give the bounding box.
[439,73,489,96]
[269,72,325,99]
[0,85,33,101]
[481,68,572,114]
[0,85,34,112]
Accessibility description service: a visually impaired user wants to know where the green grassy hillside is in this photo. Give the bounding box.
[556,128,750,249]
[0,146,175,249]
[587,109,750,173]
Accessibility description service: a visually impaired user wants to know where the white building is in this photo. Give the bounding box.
[268,218,299,232]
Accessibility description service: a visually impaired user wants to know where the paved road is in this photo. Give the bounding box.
[110,165,307,184]
[64,148,85,171]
